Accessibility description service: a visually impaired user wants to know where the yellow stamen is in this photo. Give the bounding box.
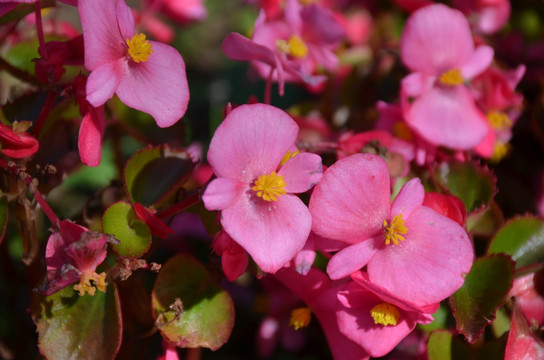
[383,214,408,245]
[487,111,513,131]
[370,302,400,326]
[126,33,154,63]
[276,35,308,58]
[73,272,108,296]
[280,150,300,166]
[299,0,317,4]
[490,142,511,163]
[439,69,464,86]
[289,307,312,330]
[252,172,286,202]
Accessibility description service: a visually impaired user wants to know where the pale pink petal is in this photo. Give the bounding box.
[406,85,490,150]
[294,236,316,275]
[460,45,494,79]
[307,45,339,71]
[116,41,189,128]
[474,127,496,158]
[368,206,474,306]
[401,4,474,75]
[207,104,298,182]
[278,152,322,193]
[202,178,246,211]
[79,0,125,70]
[309,154,390,244]
[86,60,123,107]
[327,237,380,280]
[284,0,302,35]
[78,106,105,167]
[390,178,424,219]
[115,0,135,40]
[400,72,434,98]
[222,194,311,273]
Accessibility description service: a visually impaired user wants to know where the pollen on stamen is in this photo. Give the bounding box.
[73,271,108,296]
[487,111,513,131]
[276,35,308,58]
[289,307,312,330]
[439,69,464,86]
[383,214,408,245]
[126,33,154,63]
[281,149,300,166]
[252,172,286,202]
[370,302,400,326]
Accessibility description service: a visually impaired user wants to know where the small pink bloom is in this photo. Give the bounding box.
[202,103,323,273]
[212,230,249,282]
[453,0,511,34]
[78,0,189,128]
[509,271,544,328]
[422,192,467,227]
[157,0,207,24]
[309,154,474,306]
[505,304,544,360]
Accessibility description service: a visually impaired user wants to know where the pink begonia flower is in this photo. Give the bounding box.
[337,273,437,358]
[505,304,544,360]
[156,0,207,24]
[309,153,474,306]
[452,0,510,34]
[222,0,345,95]
[400,4,493,151]
[0,122,39,158]
[509,271,544,328]
[202,103,323,273]
[78,0,189,128]
[212,230,249,282]
[39,220,109,296]
[273,266,370,360]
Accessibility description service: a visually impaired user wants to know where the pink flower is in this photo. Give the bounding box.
[0,122,39,158]
[309,153,474,306]
[78,0,189,128]
[202,103,323,273]
[509,271,544,328]
[452,0,510,34]
[400,4,493,151]
[156,0,207,24]
[212,230,249,282]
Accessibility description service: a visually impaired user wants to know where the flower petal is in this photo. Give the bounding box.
[202,177,246,211]
[390,177,424,219]
[460,45,494,80]
[86,60,123,107]
[78,106,105,167]
[116,41,189,128]
[327,237,380,280]
[115,0,135,41]
[222,32,277,67]
[279,152,322,193]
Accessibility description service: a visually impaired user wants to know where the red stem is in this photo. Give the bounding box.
[35,1,46,58]
[155,193,200,220]
[264,67,274,105]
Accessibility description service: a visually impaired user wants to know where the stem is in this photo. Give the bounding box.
[155,193,200,220]
[35,1,46,58]
[0,57,41,86]
[32,91,57,137]
[264,67,274,105]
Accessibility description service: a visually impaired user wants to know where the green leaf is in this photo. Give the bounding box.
[152,254,234,350]
[123,145,194,207]
[432,162,496,214]
[488,216,544,269]
[102,201,151,258]
[451,254,515,343]
[427,330,471,360]
[0,197,8,245]
[31,284,122,360]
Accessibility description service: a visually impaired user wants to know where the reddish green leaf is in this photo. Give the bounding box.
[451,255,515,343]
[427,330,471,360]
[151,254,234,350]
[488,216,544,269]
[123,145,194,207]
[31,284,122,360]
[102,201,151,258]
[432,162,496,214]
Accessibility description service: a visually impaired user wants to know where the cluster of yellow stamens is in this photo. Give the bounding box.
[281,149,300,166]
[490,142,511,163]
[370,302,400,326]
[439,69,464,86]
[276,35,308,58]
[126,33,154,63]
[383,214,408,245]
[252,172,287,201]
[73,271,107,296]
[289,307,312,330]
[487,111,513,131]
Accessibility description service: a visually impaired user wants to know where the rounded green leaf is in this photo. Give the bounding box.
[488,216,544,269]
[427,330,471,360]
[123,145,194,207]
[152,254,234,351]
[102,201,151,258]
[451,254,515,343]
[31,284,122,360]
[432,162,496,214]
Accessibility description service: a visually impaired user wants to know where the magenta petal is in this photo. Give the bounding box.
[368,206,474,306]
[78,106,105,167]
[207,104,298,182]
[86,60,123,107]
[116,41,189,128]
[309,154,390,244]
[407,85,490,150]
[294,236,316,275]
[279,152,322,193]
[327,237,379,280]
[79,0,125,70]
[202,178,246,211]
[301,3,345,44]
[390,178,424,219]
[115,0,135,41]
[65,232,108,273]
[222,32,277,67]
[401,4,474,75]
[222,194,311,273]
[461,45,494,79]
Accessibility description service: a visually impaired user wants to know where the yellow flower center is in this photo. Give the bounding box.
[487,111,513,131]
[73,271,107,296]
[276,35,308,58]
[252,172,286,202]
[439,69,464,86]
[280,149,300,166]
[126,33,154,63]
[289,307,312,330]
[370,302,400,326]
[383,214,408,246]
[490,142,511,163]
